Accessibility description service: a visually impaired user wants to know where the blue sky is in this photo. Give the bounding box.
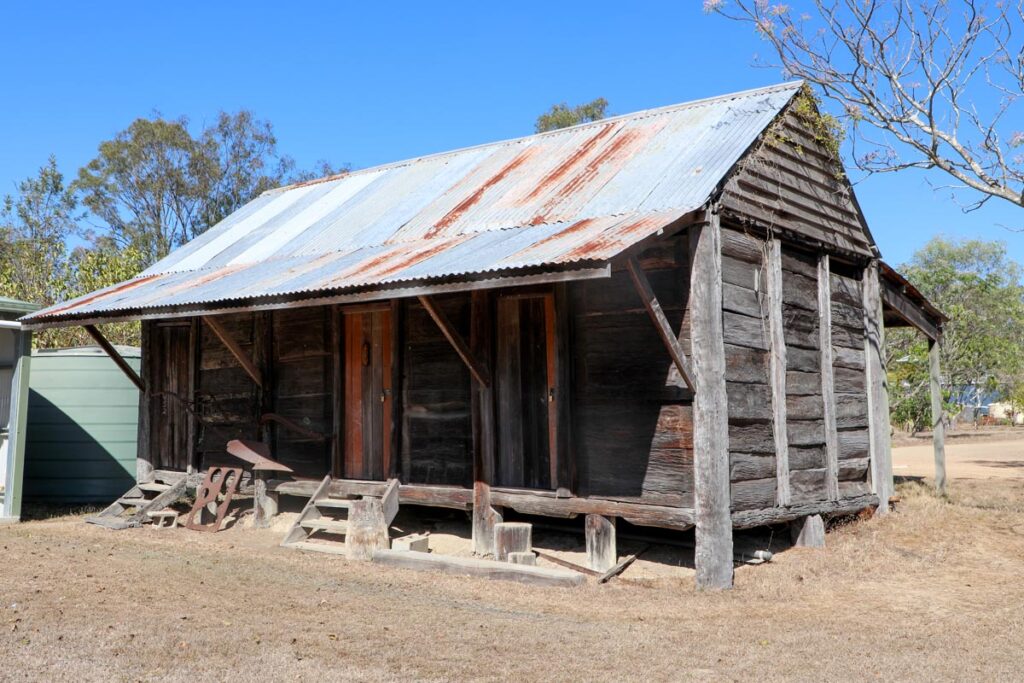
[1,1,1020,267]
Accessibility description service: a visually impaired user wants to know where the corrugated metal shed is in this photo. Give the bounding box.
[23,347,140,503]
[24,81,804,327]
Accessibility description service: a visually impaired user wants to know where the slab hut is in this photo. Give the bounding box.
[21,83,945,587]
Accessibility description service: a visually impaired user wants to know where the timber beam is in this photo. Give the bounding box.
[880,281,941,342]
[201,315,263,387]
[418,295,490,388]
[929,337,947,494]
[625,256,696,392]
[84,324,145,391]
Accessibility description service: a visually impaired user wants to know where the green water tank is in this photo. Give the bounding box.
[24,346,140,503]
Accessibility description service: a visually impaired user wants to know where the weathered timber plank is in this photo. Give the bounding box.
[818,254,840,501]
[725,345,770,384]
[371,549,584,587]
[731,493,879,529]
[690,216,734,589]
[765,239,790,506]
[728,423,774,454]
[585,515,617,572]
[731,477,776,511]
[720,227,765,264]
[863,262,893,513]
[730,452,776,481]
[723,310,768,350]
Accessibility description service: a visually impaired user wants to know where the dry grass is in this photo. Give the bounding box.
[2,477,1024,682]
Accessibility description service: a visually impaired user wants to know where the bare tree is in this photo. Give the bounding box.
[707,1,1024,217]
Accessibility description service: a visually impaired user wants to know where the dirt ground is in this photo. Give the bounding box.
[2,450,1024,681]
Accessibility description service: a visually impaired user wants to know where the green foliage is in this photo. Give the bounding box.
[535,97,609,133]
[2,111,345,349]
[886,237,1024,430]
[74,111,346,265]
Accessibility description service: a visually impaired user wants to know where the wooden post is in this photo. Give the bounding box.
[494,522,532,562]
[929,337,947,494]
[765,238,790,506]
[252,472,278,528]
[790,514,825,548]
[818,255,840,501]
[863,261,893,514]
[585,514,617,572]
[470,290,500,555]
[137,321,154,484]
[689,211,734,590]
[345,498,390,561]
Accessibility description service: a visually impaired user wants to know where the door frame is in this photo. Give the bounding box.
[493,285,572,492]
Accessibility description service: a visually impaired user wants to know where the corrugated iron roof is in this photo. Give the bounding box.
[25,81,803,326]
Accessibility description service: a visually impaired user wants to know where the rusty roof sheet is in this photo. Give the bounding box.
[25,82,803,325]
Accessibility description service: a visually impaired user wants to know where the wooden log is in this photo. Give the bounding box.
[494,522,532,562]
[818,255,840,501]
[137,321,154,483]
[470,290,498,554]
[626,256,695,391]
[690,214,734,590]
[585,514,617,572]
[345,498,390,561]
[790,514,826,548]
[862,262,893,514]
[371,549,584,587]
[534,550,602,576]
[731,492,879,529]
[929,338,947,494]
[766,239,790,505]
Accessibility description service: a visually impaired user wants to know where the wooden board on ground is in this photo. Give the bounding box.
[371,549,584,587]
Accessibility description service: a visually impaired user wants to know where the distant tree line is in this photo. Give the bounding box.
[0,112,345,348]
[887,237,1024,433]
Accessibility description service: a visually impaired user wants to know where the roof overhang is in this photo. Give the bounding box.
[879,261,946,342]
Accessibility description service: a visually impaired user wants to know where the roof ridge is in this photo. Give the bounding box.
[266,80,804,195]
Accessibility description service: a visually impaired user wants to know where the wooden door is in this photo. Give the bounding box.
[342,306,393,480]
[150,321,194,472]
[495,292,558,489]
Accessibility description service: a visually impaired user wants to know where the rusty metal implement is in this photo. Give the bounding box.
[183,467,244,532]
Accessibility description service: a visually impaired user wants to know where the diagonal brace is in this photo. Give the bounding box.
[84,324,145,392]
[202,316,263,387]
[626,256,696,392]
[418,295,490,388]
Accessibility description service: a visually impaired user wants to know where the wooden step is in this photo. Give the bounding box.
[285,540,348,556]
[116,497,148,506]
[313,498,353,510]
[300,519,348,534]
[138,482,172,492]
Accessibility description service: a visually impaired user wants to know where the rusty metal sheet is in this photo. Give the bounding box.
[23,82,805,327]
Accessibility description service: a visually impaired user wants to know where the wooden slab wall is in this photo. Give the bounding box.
[272,307,333,477]
[196,312,260,470]
[830,266,872,497]
[571,237,694,507]
[402,294,473,487]
[779,248,828,506]
[719,227,777,511]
